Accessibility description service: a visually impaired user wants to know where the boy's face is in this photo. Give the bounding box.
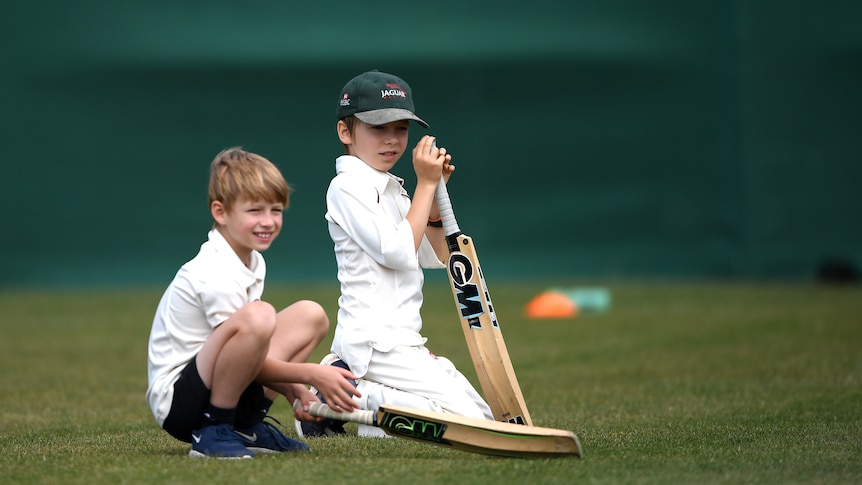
[344,119,410,172]
[211,197,283,264]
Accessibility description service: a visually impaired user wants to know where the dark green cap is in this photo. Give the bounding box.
[336,70,429,128]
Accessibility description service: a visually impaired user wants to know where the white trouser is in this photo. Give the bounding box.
[354,345,493,437]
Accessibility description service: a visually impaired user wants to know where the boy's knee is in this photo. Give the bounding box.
[240,300,278,337]
[296,300,329,333]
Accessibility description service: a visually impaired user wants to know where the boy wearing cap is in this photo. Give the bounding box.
[147,147,360,458]
[296,70,493,438]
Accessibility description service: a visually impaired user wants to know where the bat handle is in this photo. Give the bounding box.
[435,175,461,236]
[293,399,376,426]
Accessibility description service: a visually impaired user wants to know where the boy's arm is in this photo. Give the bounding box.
[424,209,447,262]
[408,136,454,252]
[407,180,438,251]
[256,359,360,412]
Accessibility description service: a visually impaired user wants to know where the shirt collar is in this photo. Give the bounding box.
[206,228,264,284]
[335,155,404,195]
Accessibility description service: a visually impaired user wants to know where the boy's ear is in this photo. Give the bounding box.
[211,200,227,225]
[336,120,353,145]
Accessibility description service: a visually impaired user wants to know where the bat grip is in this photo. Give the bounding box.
[435,175,461,236]
[293,399,376,426]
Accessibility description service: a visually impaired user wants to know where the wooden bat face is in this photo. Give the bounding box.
[433,174,533,427]
[378,404,581,458]
[296,400,581,458]
[447,237,496,326]
[444,234,533,426]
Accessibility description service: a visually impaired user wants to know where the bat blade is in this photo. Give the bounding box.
[434,176,532,426]
[444,232,533,426]
[296,400,582,458]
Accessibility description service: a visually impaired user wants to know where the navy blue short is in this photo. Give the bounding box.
[162,357,266,443]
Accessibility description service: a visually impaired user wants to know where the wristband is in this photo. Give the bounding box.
[427,217,443,228]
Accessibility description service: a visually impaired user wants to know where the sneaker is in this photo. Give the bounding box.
[295,353,355,438]
[297,414,348,438]
[234,417,310,454]
[189,423,254,459]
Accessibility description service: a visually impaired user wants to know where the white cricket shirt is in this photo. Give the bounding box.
[146,228,265,426]
[325,155,444,378]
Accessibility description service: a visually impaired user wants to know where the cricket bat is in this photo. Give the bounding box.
[434,176,533,426]
[294,400,581,458]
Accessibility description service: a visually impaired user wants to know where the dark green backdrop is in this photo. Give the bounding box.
[2,1,860,287]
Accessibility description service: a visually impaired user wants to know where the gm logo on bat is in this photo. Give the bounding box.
[381,411,448,443]
[448,252,500,330]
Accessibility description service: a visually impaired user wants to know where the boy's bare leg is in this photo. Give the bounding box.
[196,301,277,409]
[271,300,329,362]
[261,300,329,400]
[191,300,311,456]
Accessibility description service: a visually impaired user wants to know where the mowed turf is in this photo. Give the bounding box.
[1,281,860,484]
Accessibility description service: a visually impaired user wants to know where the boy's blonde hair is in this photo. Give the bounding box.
[208,147,290,213]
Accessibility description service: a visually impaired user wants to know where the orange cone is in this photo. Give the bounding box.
[525,291,578,319]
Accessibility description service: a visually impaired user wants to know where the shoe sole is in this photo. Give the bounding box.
[246,446,309,454]
[189,450,253,459]
[319,353,342,367]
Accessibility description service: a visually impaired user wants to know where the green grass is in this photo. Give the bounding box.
[1,281,860,484]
